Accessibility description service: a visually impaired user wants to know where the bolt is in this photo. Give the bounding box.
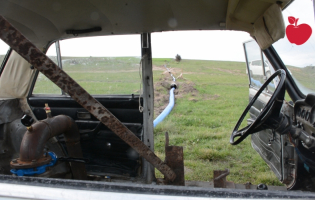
[257,183,268,190]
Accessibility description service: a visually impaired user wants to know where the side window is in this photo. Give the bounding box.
[262,54,279,94]
[0,40,9,66]
[244,40,279,94]
[59,36,141,95]
[244,40,264,89]
[33,36,141,95]
[33,42,61,94]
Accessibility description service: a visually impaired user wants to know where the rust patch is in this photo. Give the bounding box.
[11,155,51,169]
[98,109,106,114]
[213,169,230,188]
[164,132,185,186]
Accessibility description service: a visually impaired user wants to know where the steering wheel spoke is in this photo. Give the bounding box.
[230,124,251,145]
[230,69,286,145]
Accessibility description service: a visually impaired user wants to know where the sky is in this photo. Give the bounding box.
[0,0,313,64]
[0,30,252,62]
[272,0,315,67]
[44,30,252,62]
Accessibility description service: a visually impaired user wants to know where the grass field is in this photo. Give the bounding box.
[31,56,284,185]
[287,65,315,91]
[152,58,282,185]
[33,57,142,94]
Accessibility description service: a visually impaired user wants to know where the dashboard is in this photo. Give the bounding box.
[294,93,315,151]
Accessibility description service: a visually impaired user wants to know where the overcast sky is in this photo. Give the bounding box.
[44,30,252,62]
[0,0,313,64]
[0,30,251,62]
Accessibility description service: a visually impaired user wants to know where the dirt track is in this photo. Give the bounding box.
[153,65,197,115]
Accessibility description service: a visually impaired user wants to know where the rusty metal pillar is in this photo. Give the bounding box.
[213,169,230,188]
[164,132,185,186]
[141,33,155,183]
[245,182,252,189]
[0,15,176,182]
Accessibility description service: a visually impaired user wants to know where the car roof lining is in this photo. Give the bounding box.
[0,0,291,49]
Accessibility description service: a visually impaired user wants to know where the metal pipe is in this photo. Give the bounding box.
[0,15,176,181]
[12,115,87,180]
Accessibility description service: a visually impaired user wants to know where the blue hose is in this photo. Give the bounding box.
[251,77,275,88]
[153,87,175,128]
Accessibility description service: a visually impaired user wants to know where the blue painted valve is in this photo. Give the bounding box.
[11,152,57,176]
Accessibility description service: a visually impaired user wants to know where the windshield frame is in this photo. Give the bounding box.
[0,48,12,78]
[263,46,304,102]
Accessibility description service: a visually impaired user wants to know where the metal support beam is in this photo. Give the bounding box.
[213,169,230,188]
[0,15,176,182]
[55,41,62,70]
[141,33,155,183]
[55,40,66,95]
[164,132,185,186]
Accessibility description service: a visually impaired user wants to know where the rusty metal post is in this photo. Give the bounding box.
[245,182,252,189]
[164,132,185,186]
[213,169,230,188]
[0,15,176,181]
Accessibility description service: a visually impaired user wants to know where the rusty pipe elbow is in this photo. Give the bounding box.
[14,115,86,180]
[19,115,76,161]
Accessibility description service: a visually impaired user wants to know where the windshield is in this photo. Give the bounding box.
[272,0,315,95]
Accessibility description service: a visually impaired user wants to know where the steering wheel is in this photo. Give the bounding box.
[230,69,286,145]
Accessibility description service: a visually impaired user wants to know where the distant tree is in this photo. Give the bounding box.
[175,54,182,62]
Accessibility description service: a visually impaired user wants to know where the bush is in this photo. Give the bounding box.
[175,54,182,62]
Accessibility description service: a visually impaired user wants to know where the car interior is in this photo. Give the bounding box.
[1,0,315,199]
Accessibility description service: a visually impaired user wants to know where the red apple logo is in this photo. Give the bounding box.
[286,16,312,45]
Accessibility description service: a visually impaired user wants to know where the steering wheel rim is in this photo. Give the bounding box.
[230,69,286,145]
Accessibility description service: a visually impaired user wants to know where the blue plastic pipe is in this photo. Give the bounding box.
[153,87,175,128]
[250,77,275,88]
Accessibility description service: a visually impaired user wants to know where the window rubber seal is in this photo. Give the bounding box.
[0,48,12,78]
[263,46,304,102]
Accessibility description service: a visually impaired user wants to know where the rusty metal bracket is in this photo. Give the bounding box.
[245,182,252,189]
[0,15,176,181]
[213,169,230,188]
[164,132,185,186]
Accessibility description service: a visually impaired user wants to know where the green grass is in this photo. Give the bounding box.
[287,65,315,91]
[33,56,142,95]
[153,58,283,185]
[33,56,283,185]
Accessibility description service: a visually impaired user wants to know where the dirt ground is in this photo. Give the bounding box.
[153,65,198,115]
